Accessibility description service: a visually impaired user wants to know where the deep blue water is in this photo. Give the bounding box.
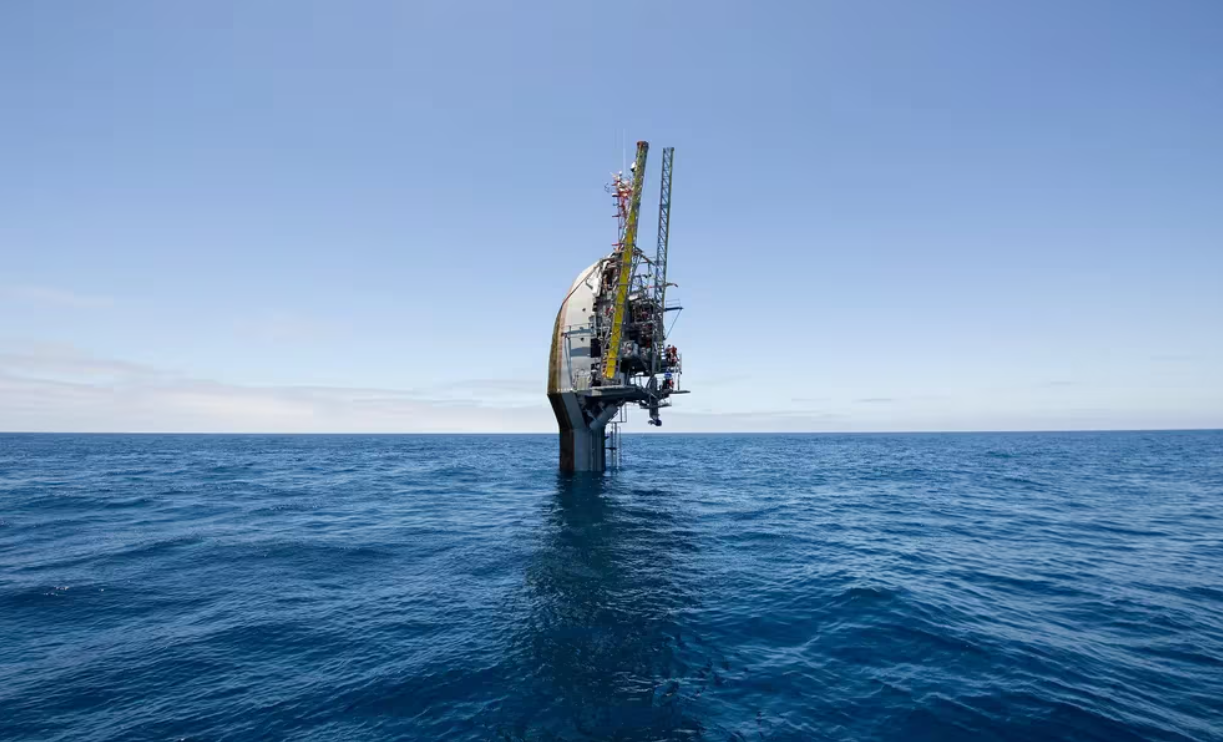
[1,432,1221,741]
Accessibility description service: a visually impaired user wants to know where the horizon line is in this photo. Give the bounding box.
[1,428,1220,436]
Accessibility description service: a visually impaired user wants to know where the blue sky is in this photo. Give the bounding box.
[1,1,1220,432]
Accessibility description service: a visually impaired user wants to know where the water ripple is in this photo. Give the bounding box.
[0,431,1220,741]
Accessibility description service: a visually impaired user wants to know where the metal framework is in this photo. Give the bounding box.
[547,139,688,470]
[650,147,674,376]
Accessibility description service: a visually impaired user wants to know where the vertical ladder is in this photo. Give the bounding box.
[605,422,619,468]
[604,403,628,468]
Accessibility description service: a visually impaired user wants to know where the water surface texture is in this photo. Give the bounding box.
[2,432,1221,741]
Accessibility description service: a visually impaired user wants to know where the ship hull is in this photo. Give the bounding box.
[548,262,612,472]
[547,391,607,472]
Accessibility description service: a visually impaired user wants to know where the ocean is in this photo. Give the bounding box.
[1,431,1220,741]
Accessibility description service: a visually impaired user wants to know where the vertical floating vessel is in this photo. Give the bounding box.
[546,141,687,471]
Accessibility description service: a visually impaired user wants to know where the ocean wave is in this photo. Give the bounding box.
[1,431,1220,741]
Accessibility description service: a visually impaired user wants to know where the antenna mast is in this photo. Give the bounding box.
[650,147,674,376]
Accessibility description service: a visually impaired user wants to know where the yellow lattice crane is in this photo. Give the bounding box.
[602,141,649,380]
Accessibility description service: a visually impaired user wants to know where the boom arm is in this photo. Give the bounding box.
[602,141,649,379]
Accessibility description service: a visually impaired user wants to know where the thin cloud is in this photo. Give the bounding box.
[0,342,552,433]
[0,344,869,433]
[235,311,343,343]
[664,409,848,433]
[1150,354,1199,362]
[0,343,161,380]
[676,409,846,420]
[854,397,895,404]
[3,285,113,309]
[430,378,540,393]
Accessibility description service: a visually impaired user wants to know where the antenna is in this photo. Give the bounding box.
[651,147,674,375]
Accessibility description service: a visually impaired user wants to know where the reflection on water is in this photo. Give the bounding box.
[496,472,717,740]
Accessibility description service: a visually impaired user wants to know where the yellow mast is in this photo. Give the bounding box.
[602,141,649,380]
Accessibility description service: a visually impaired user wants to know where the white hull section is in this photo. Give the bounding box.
[548,261,617,472]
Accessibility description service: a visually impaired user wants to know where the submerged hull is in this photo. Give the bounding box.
[547,391,608,472]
